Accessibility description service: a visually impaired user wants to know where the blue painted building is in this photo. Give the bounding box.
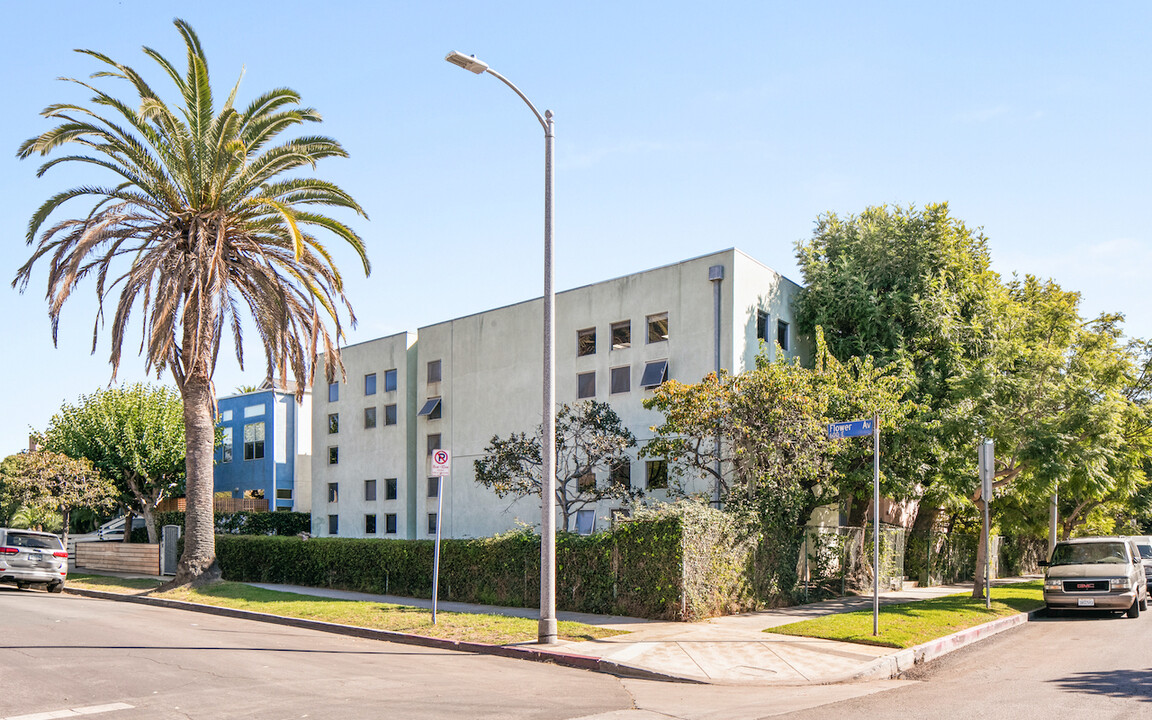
[214,383,312,512]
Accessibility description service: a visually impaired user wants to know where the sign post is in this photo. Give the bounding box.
[430,449,451,623]
[978,439,995,609]
[828,416,881,635]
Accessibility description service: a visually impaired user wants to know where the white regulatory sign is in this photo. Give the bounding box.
[431,449,451,477]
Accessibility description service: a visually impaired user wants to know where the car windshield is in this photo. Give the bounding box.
[1138,544,1152,560]
[6,533,62,550]
[1049,542,1129,566]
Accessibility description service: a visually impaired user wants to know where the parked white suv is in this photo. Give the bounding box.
[1041,537,1148,618]
[0,528,68,593]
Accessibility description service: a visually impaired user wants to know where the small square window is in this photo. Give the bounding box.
[427,433,441,456]
[276,488,292,500]
[328,382,339,403]
[418,397,442,420]
[577,472,596,492]
[328,413,339,434]
[221,409,233,422]
[385,513,397,534]
[384,404,398,425]
[365,514,377,534]
[640,360,668,389]
[428,512,438,535]
[364,407,377,429]
[756,310,769,341]
[328,482,338,503]
[384,369,397,392]
[647,460,668,490]
[365,479,377,502]
[577,371,596,399]
[385,478,398,500]
[647,313,668,343]
[777,320,790,352]
[428,477,439,498]
[610,366,630,394]
[328,446,339,465]
[577,328,596,357]
[610,460,631,489]
[328,514,339,535]
[365,373,377,396]
[428,360,442,384]
[611,321,631,350]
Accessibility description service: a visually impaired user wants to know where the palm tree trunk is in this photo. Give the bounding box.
[170,371,221,586]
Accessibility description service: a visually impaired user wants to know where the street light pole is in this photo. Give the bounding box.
[445,51,558,644]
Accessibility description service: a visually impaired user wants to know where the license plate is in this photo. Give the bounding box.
[1078,598,1095,607]
[28,553,43,562]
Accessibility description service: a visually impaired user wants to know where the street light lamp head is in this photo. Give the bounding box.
[445,51,489,74]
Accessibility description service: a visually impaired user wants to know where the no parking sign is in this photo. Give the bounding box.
[431,449,451,476]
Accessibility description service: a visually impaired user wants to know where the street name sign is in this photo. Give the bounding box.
[827,418,874,439]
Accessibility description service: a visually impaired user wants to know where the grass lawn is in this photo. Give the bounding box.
[769,581,1045,649]
[66,575,624,645]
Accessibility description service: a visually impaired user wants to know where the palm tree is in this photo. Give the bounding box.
[13,19,369,586]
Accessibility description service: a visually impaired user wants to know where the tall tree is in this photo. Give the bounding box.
[474,401,639,532]
[2,451,116,547]
[14,20,368,586]
[39,384,186,543]
[0,455,30,527]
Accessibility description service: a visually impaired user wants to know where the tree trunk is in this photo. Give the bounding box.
[141,503,158,544]
[61,507,70,550]
[168,370,220,587]
[908,504,942,585]
[120,510,135,543]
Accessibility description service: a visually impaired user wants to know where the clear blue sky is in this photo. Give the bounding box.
[2,1,1149,455]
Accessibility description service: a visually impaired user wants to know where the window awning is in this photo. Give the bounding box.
[417,397,442,416]
[640,360,668,388]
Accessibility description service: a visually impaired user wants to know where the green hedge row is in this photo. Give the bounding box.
[130,510,312,542]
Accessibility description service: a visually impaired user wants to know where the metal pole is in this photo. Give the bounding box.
[984,494,991,610]
[1049,486,1058,556]
[873,413,880,636]
[432,476,444,623]
[710,266,723,509]
[538,109,558,645]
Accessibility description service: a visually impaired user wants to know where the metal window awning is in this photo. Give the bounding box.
[640,360,668,388]
[417,397,441,416]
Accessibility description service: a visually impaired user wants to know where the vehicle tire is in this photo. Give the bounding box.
[1128,598,1141,618]
[1140,596,1148,612]
[47,582,64,594]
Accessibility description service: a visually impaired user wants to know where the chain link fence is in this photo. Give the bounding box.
[797,524,908,602]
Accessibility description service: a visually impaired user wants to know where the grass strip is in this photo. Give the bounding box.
[768,580,1044,648]
[66,575,624,645]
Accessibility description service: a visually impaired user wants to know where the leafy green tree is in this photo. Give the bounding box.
[474,401,640,532]
[0,455,30,527]
[40,384,185,543]
[2,451,116,546]
[14,20,368,586]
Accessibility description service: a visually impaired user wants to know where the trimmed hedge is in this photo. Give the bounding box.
[130,510,312,542]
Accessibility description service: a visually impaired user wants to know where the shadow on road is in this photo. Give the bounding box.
[1050,669,1152,702]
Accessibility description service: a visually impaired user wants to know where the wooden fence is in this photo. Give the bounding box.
[74,542,160,575]
[157,497,269,513]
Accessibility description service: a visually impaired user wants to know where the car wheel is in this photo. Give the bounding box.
[1128,598,1141,619]
[47,582,64,594]
[1140,596,1148,612]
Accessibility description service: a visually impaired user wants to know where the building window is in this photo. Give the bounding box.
[385,513,398,534]
[577,328,596,356]
[221,426,233,463]
[365,373,377,396]
[328,482,338,503]
[276,488,292,500]
[221,409,233,422]
[328,514,339,535]
[384,369,397,392]
[640,360,669,389]
[328,382,339,403]
[428,477,439,498]
[610,366,630,394]
[428,513,438,535]
[611,321,631,349]
[244,403,265,418]
[328,446,339,465]
[365,514,377,535]
[243,422,265,460]
[756,310,769,342]
[647,460,668,490]
[381,404,397,426]
[611,460,631,489]
[577,472,596,492]
[365,479,377,502]
[577,371,596,399]
[328,413,339,434]
[418,397,442,420]
[385,478,398,500]
[364,407,377,429]
[427,433,441,456]
[427,359,442,383]
[777,320,789,351]
[575,509,595,535]
[647,312,669,343]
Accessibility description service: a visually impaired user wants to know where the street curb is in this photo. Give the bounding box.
[63,587,699,684]
[834,607,1044,683]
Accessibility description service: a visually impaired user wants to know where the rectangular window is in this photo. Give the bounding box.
[365,479,377,502]
[328,482,338,503]
[640,360,669,389]
[243,422,265,460]
[244,404,265,418]
[577,328,596,357]
[384,404,398,425]
[777,320,790,351]
[427,513,438,535]
[577,371,596,399]
[328,446,339,465]
[575,509,595,535]
[328,382,339,403]
[611,321,631,350]
[328,514,339,536]
[365,373,377,396]
[427,433,441,456]
[428,477,439,498]
[385,478,398,500]
[611,460,631,489]
[365,514,377,535]
[384,369,397,392]
[647,460,668,490]
[364,407,377,429]
[328,413,339,434]
[427,359,442,383]
[276,488,292,500]
[647,312,669,343]
[418,397,442,420]
[756,310,769,341]
[221,409,233,422]
[610,366,630,394]
[221,426,233,463]
[385,513,397,534]
[577,472,596,492]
